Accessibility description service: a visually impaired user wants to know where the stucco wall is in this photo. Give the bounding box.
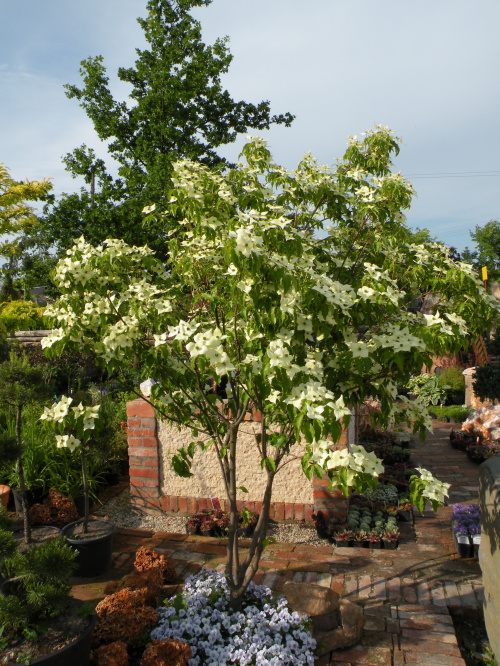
[159,420,313,505]
[479,457,500,663]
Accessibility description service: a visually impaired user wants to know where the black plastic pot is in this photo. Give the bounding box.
[334,540,349,547]
[62,519,116,577]
[383,540,398,550]
[472,535,481,558]
[455,533,474,558]
[369,541,382,549]
[398,510,412,523]
[31,612,97,665]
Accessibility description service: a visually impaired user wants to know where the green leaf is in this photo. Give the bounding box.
[262,536,277,550]
[237,486,248,493]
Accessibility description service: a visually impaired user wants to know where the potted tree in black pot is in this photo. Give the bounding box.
[40,396,116,577]
[0,519,97,665]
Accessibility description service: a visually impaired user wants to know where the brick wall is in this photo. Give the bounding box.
[127,398,356,521]
[479,457,500,663]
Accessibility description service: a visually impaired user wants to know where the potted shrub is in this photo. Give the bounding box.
[40,396,116,576]
[0,524,97,665]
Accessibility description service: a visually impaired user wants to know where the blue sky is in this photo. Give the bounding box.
[1,0,499,252]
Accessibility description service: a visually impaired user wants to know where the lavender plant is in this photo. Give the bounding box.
[151,569,316,665]
[451,503,481,536]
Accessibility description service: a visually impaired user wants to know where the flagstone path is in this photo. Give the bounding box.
[72,421,484,665]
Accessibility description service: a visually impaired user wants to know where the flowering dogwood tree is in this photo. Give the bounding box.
[42,127,498,609]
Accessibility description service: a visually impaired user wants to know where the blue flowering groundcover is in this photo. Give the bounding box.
[151,569,316,665]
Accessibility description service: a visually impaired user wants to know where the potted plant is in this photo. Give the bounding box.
[200,514,216,537]
[185,513,203,535]
[451,503,480,558]
[398,498,413,522]
[0,353,51,544]
[333,528,352,547]
[0,522,97,665]
[40,396,116,576]
[382,527,400,550]
[368,530,383,549]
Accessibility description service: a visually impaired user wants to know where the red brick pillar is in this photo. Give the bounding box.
[127,398,161,514]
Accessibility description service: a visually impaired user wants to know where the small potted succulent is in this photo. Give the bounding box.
[349,529,366,548]
[382,527,400,550]
[333,528,352,547]
[368,530,383,549]
[398,498,413,522]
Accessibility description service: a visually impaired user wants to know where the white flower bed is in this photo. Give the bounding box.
[151,569,316,665]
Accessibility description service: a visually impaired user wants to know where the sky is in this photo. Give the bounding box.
[1,0,499,252]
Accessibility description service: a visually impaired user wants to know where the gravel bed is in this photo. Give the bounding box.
[94,488,326,546]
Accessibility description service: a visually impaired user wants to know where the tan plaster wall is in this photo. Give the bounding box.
[158,420,314,504]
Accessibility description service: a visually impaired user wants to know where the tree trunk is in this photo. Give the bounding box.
[225,422,276,611]
[16,405,31,544]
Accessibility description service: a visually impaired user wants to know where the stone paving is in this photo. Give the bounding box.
[72,422,484,665]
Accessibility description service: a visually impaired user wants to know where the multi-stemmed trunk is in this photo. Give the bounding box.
[224,422,277,612]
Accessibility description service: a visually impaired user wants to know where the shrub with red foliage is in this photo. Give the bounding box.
[91,641,129,666]
[29,488,79,527]
[140,638,191,666]
[134,547,176,583]
[103,568,163,605]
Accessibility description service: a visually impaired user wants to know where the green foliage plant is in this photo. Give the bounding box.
[406,373,449,406]
[472,363,500,402]
[462,220,500,282]
[0,301,46,333]
[437,365,465,405]
[427,404,473,423]
[0,531,76,643]
[41,128,499,610]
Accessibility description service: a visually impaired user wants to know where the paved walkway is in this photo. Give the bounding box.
[73,422,483,665]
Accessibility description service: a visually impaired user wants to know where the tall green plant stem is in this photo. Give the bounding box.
[81,447,90,533]
[16,405,30,544]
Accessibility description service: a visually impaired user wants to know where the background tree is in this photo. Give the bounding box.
[32,0,294,269]
[43,127,498,609]
[462,220,500,282]
[0,163,52,299]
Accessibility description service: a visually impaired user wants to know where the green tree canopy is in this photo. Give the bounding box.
[462,220,500,282]
[0,163,52,298]
[34,0,294,265]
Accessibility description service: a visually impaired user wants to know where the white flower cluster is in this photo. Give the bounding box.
[40,398,100,452]
[185,327,236,377]
[415,467,451,504]
[312,442,384,485]
[151,569,316,665]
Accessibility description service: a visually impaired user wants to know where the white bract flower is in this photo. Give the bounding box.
[40,396,73,423]
[55,434,81,452]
